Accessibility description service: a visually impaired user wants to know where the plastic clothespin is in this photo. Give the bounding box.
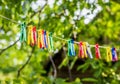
[37,30,40,48]
[40,29,44,48]
[68,39,72,56]
[68,39,75,56]
[71,39,75,56]
[86,42,93,59]
[106,47,112,62]
[47,31,50,49]
[49,32,54,52]
[111,47,118,61]
[30,26,37,46]
[31,27,34,46]
[37,29,42,48]
[83,42,87,58]
[42,30,45,48]
[20,22,26,42]
[78,41,84,58]
[32,26,37,45]
[44,30,48,48]
[95,44,101,59]
[27,25,33,45]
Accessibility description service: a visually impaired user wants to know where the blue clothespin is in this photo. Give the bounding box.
[71,39,75,56]
[86,42,93,59]
[44,30,48,48]
[111,47,118,61]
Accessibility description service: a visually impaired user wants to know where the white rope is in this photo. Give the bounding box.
[0,14,20,24]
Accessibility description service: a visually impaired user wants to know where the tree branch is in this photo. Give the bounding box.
[49,55,57,78]
[112,0,120,4]
[0,38,19,55]
[17,47,35,78]
[30,2,47,19]
[63,47,72,81]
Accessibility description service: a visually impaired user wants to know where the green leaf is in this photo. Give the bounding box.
[82,78,98,82]
[77,62,90,72]
[70,56,78,69]
[55,78,67,84]
[75,78,81,82]
[58,56,68,69]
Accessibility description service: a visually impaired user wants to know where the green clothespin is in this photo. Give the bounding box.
[68,39,75,56]
[68,40,70,56]
[68,40,72,56]
[49,32,54,52]
[20,22,26,42]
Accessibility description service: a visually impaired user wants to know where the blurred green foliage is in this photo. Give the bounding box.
[0,0,120,84]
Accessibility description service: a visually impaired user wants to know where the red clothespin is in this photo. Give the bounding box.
[42,30,45,48]
[37,29,42,48]
[31,26,37,46]
[95,44,101,59]
[78,41,84,58]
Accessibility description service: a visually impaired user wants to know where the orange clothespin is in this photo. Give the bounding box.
[31,26,37,46]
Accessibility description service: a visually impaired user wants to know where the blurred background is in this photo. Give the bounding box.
[0,0,120,84]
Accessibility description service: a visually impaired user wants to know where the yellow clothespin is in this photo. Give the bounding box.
[46,31,49,48]
[27,25,33,45]
[37,29,41,48]
[83,42,88,58]
[106,47,112,62]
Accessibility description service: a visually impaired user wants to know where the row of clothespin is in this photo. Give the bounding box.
[68,40,118,62]
[20,22,54,52]
[20,22,118,62]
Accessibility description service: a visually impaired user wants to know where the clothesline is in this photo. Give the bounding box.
[0,14,20,24]
[0,14,118,50]
[53,36,109,49]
